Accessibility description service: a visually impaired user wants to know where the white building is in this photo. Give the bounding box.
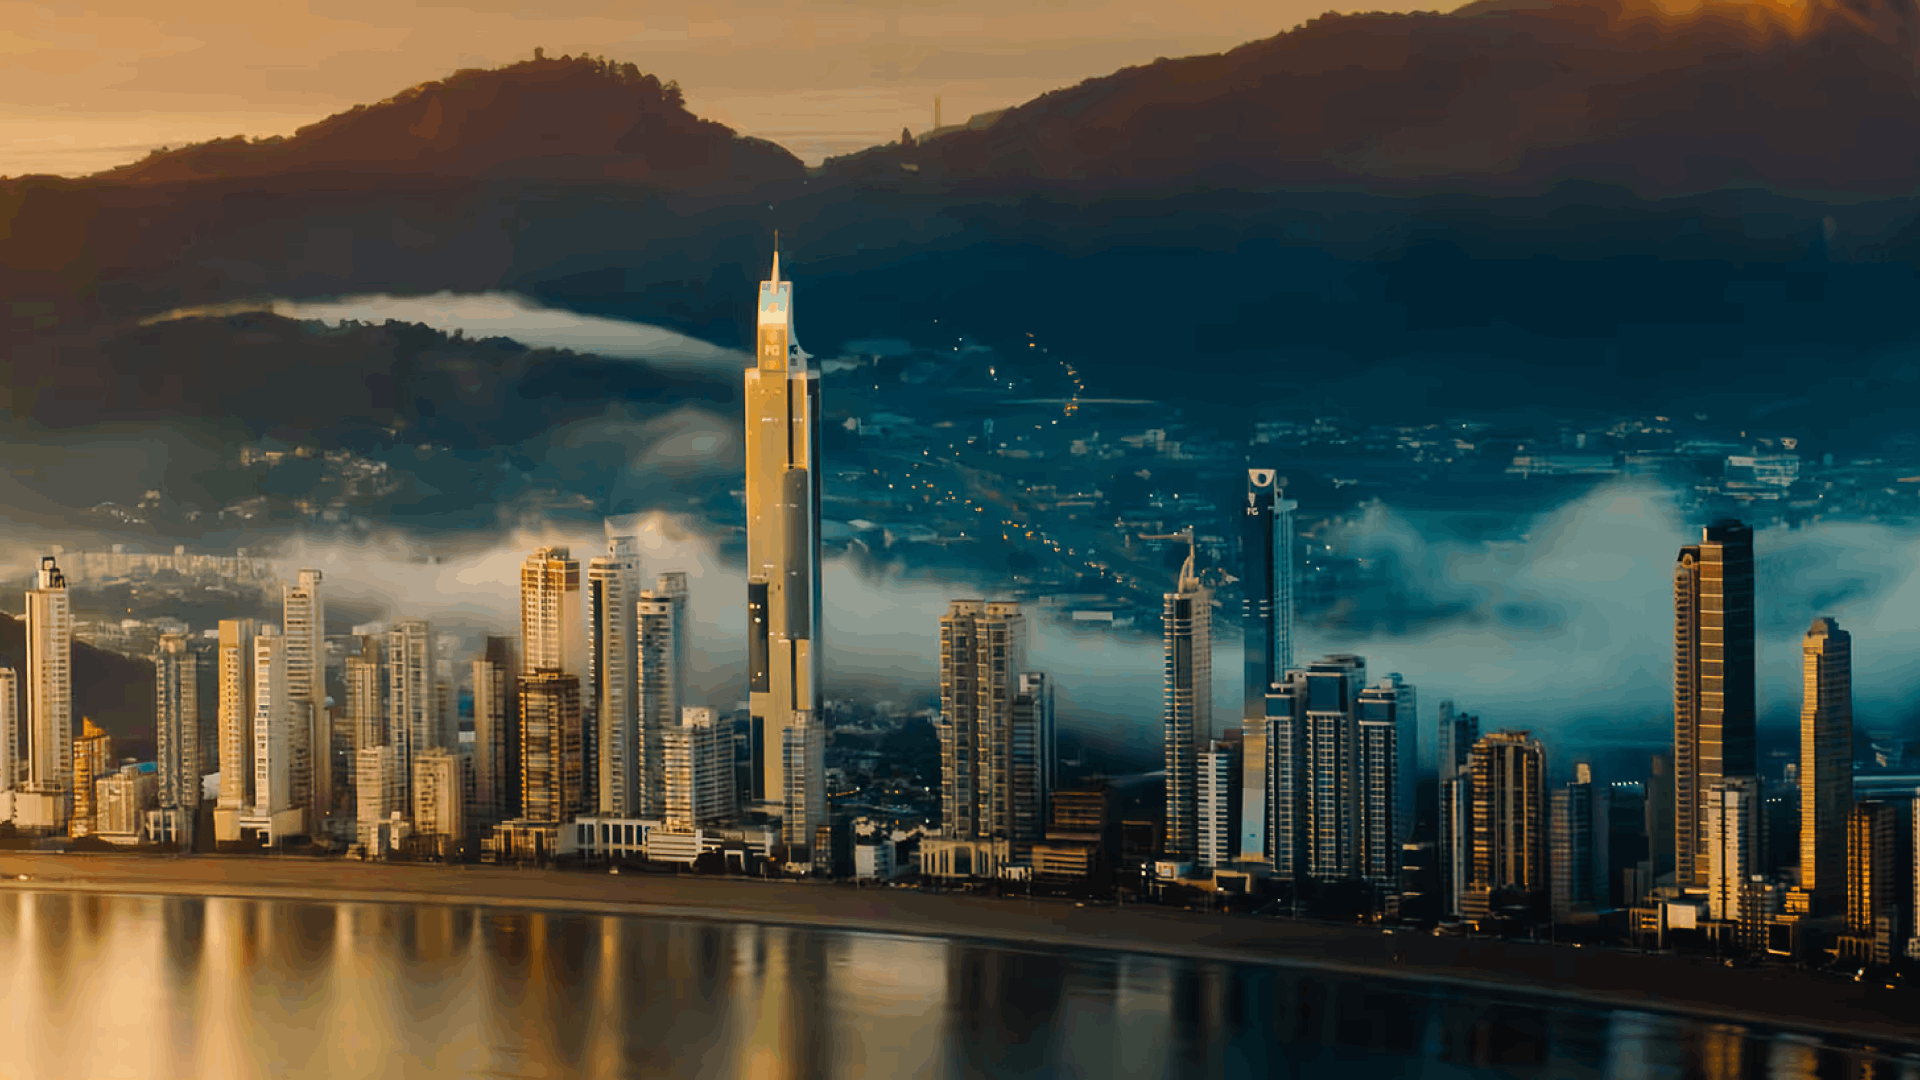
[1356,673,1418,887]
[17,557,73,832]
[96,763,157,844]
[412,747,470,855]
[663,707,735,830]
[636,582,687,817]
[587,537,641,817]
[283,569,326,823]
[1197,739,1240,871]
[387,619,439,801]
[1705,777,1762,923]
[781,713,826,851]
[242,625,305,843]
[213,618,257,842]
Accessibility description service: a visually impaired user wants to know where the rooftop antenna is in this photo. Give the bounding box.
[771,228,781,284]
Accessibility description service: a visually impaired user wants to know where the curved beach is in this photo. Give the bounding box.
[1,852,1914,1049]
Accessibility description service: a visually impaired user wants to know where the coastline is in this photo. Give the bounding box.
[2,852,1916,1050]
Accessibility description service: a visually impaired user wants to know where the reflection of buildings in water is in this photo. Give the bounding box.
[326,903,405,1077]
[1764,1032,1825,1080]
[1689,1021,1750,1080]
[830,932,947,1077]
[1112,955,1176,1075]
[196,897,263,1078]
[1602,1011,1690,1080]
[729,925,834,1080]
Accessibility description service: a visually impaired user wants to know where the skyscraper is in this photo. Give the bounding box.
[937,600,1027,841]
[283,569,326,824]
[1437,701,1481,917]
[521,546,585,674]
[0,667,17,792]
[19,556,72,832]
[345,635,385,755]
[1197,737,1242,871]
[1800,617,1853,912]
[744,248,823,831]
[781,712,825,851]
[280,568,326,818]
[636,586,685,817]
[1356,673,1417,887]
[520,671,583,824]
[1551,764,1610,923]
[412,747,469,856]
[472,636,517,828]
[1161,544,1211,860]
[1263,655,1369,880]
[153,633,199,826]
[1465,730,1546,920]
[588,538,641,818]
[1845,801,1898,965]
[387,619,438,805]
[213,618,257,842]
[1703,776,1761,923]
[250,625,303,840]
[1240,468,1297,717]
[1009,671,1055,851]
[1673,520,1756,889]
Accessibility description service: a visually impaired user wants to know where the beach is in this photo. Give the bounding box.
[0,852,1914,1048]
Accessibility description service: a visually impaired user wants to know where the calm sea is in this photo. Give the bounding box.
[0,890,1913,1079]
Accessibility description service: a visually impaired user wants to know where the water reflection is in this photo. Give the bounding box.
[0,890,1912,1080]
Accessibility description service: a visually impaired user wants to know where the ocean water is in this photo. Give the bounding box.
[0,892,1913,1079]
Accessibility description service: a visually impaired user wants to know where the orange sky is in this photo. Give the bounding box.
[0,0,1470,175]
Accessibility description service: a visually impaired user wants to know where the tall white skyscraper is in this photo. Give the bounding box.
[19,556,73,832]
[1705,776,1761,923]
[522,546,584,674]
[636,590,684,818]
[781,712,825,850]
[1198,738,1242,871]
[153,633,199,816]
[388,619,438,804]
[249,625,304,840]
[587,537,641,817]
[1357,673,1418,887]
[355,744,402,839]
[745,248,823,828]
[1162,542,1211,860]
[283,568,325,823]
[213,618,257,842]
[345,635,385,753]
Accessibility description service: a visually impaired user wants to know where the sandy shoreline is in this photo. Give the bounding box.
[2,852,1916,1049]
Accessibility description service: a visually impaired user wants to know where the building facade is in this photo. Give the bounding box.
[213,618,257,842]
[153,634,199,826]
[69,719,112,839]
[635,587,683,818]
[1703,776,1761,924]
[588,538,641,818]
[520,672,584,824]
[1465,730,1547,919]
[1161,547,1211,860]
[1551,764,1610,923]
[1197,737,1241,871]
[1263,655,1369,881]
[282,569,326,823]
[937,600,1027,842]
[387,619,439,804]
[1356,673,1417,887]
[20,557,73,832]
[1673,520,1756,889]
[472,636,517,829]
[662,707,735,830]
[1438,701,1481,918]
[744,250,824,830]
[1800,617,1853,913]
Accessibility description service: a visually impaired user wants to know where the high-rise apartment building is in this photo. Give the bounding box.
[1197,737,1241,871]
[520,671,583,824]
[69,719,112,838]
[1800,617,1853,913]
[1673,520,1756,889]
[1702,776,1761,923]
[636,586,686,818]
[1845,802,1898,951]
[213,618,257,842]
[1437,701,1481,917]
[1161,547,1211,860]
[1263,655,1369,880]
[354,744,403,849]
[1356,673,1417,887]
[19,557,73,832]
[662,707,735,830]
[1009,671,1055,850]
[472,636,517,828]
[937,600,1027,841]
[283,569,326,823]
[588,538,641,817]
[744,250,823,829]
[521,546,585,675]
[1464,730,1546,919]
[153,634,198,822]
[248,625,305,841]
[345,635,385,754]
[780,712,826,851]
[412,747,470,855]
[1551,764,1610,923]
[387,619,439,803]
[0,668,15,794]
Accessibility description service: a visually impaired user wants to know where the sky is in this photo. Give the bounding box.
[0,0,1470,176]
